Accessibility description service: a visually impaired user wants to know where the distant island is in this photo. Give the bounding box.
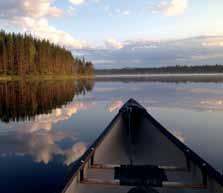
[96,65,223,75]
[0,30,94,80]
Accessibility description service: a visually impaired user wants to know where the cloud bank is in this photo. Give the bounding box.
[105,38,123,49]
[150,0,188,16]
[0,0,87,49]
[1,0,222,69]
[79,36,223,69]
[0,0,63,18]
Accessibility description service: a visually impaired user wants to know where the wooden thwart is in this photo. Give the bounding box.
[90,164,186,171]
[81,178,206,189]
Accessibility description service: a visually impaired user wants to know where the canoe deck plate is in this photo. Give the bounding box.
[114,165,168,187]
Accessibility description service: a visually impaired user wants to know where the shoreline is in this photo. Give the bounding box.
[1,73,223,82]
[0,75,94,81]
[95,73,223,83]
[95,73,223,78]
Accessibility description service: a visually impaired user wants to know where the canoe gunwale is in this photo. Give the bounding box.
[61,98,223,193]
[134,99,223,187]
[61,109,122,193]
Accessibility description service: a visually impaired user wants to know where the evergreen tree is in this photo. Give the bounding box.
[0,30,94,76]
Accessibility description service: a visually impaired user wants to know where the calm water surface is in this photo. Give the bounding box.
[0,78,223,193]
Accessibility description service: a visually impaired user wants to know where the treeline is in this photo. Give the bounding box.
[0,30,94,76]
[96,65,223,75]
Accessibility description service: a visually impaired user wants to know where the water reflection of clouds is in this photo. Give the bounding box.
[0,131,86,165]
[107,100,124,112]
[21,102,93,133]
[147,99,223,112]
[27,131,66,164]
[177,87,223,95]
[63,142,86,166]
[176,87,223,111]
[107,99,159,113]
[94,84,141,94]
[137,86,223,112]
[169,129,185,143]
[198,100,223,111]
[94,87,119,92]
[92,82,223,113]
[0,102,92,165]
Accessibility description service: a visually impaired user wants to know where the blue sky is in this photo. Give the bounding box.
[1,0,223,68]
[52,0,223,42]
[47,0,223,42]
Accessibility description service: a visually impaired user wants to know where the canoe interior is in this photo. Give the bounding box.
[62,99,223,193]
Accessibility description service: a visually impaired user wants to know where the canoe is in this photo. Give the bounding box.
[62,99,223,193]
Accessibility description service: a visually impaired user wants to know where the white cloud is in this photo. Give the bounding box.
[69,0,86,5]
[122,10,131,16]
[91,59,116,64]
[80,36,223,68]
[68,5,76,15]
[0,0,88,49]
[150,0,188,16]
[15,17,88,49]
[23,0,63,17]
[0,0,63,18]
[105,38,123,49]
[115,9,131,16]
[69,0,99,6]
[202,37,223,47]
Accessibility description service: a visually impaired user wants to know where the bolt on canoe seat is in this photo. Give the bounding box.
[114,165,168,187]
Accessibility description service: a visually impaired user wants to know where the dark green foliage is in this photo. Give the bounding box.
[0,30,94,76]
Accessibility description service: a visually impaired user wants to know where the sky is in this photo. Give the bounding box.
[0,0,223,69]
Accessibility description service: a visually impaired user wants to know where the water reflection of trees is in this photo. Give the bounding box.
[0,79,94,122]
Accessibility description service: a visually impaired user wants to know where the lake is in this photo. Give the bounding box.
[0,78,223,193]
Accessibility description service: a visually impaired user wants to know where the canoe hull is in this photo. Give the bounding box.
[62,99,223,193]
